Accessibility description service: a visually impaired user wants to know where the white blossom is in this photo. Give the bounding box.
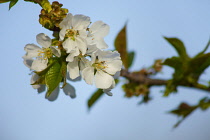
[82,50,122,89]
[23,33,61,72]
[87,21,110,49]
[59,13,90,59]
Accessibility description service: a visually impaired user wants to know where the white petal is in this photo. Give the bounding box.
[59,27,67,41]
[86,45,99,55]
[90,21,110,37]
[50,46,61,57]
[46,86,59,101]
[102,76,116,96]
[95,70,114,89]
[94,38,108,49]
[37,85,46,93]
[72,14,90,30]
[91,52,96,65]
[105,60,122,75]
[98,50,121,61]
[67,72,82,81]
[24,44,41,58]
[66,49,80,62]
[59,13,73,29]
[22,55,34,68]
[79,57,90,70]
[31,74,41,89]
[78,29,87,39]
[31,59,48,71]
[82,66,94,85]
[76,37,87,55]
[113,71,121,79]
[63,38,76,53]
[103,89,113,96]
[36,33,51,48]
[63,83,76,98]
[67,58,80,79]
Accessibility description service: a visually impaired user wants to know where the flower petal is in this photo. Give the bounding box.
[98,50,121,61]
[46,86,59,101]
[105,60,122,75]
[103,89,113,96]
[24,44,41,58]
[37,85,46,93]
[86,45,99,55]
[63,38,76,53]
[78,29,87,39]
[76,37,87,55]
[22,55,34,68]
[67,58,80,79]
[31,74,41,89]
[94,38,108,49]
[82,66,94,85]
[90,21,110,37]
[95,70,114,89]
[66,49,80,62]
[50,46,61,57]
[59,27,67,41]
[63,83,76,98]
[31,59,48,72]
[59,13,73,29]
[72,14,90,30]
[36,33,51,48]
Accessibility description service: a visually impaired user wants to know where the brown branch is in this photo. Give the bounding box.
[120,69,167,86]
[120,69,210,93]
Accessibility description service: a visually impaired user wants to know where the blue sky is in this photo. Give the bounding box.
[0,0,210,140]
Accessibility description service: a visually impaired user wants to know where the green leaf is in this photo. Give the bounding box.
[24,0,52,12]
[114,23,128,69]
[45,59,63,97]
[169,102,198,128]
[199,97,210,110]
[87,89,104,109]
[88,80,120,109]
[0,0,10,4]
[195,37,210,57]
[190,53,210,77]
[163,56,182,70]
[9,0,18,10]
[39,0,51,12]
[128,51,135,68]
[164,37,189,60]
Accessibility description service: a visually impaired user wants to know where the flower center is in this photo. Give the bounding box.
[65,29,79,41]
[93,61,108,70]
[38,48,53,60]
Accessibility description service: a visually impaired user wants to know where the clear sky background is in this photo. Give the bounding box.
[1,0,210,140]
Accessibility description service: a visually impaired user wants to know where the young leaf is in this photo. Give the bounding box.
[24,0,52,12]
[195,37,210,57]
[88,89,104,109]
[189,53,210,79]
[169,102,198,128]
[9,0,18,10]
[128,51,135,68]
[199,97,210,110]
[114,23,128,69]
[45,59,63,97]
[39,0,51,12]
[164,37,189,60]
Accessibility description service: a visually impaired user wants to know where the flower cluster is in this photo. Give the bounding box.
[23,13,122,101]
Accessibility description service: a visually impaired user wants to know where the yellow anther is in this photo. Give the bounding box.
[65,29,79,41]
[37,48,53,60]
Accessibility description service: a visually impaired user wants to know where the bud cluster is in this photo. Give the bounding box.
[39,1,68,30]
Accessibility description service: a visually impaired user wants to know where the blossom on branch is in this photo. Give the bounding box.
[23,33,61,72]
